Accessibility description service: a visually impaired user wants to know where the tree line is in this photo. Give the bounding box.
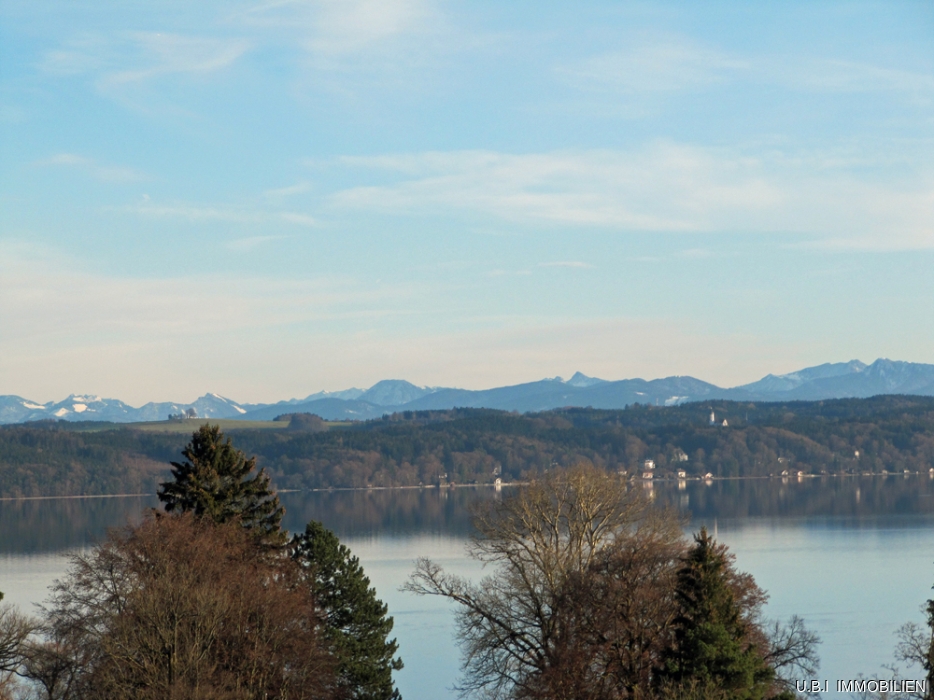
[4,396,934,497]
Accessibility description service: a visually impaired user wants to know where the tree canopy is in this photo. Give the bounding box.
[24,513,337,700]
[157,424,285,544]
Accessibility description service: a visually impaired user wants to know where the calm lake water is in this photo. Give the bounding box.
[3,476,934,698]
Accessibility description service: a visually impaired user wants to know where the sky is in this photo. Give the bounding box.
[1,0,933,404]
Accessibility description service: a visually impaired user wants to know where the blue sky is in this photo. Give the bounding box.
[1,0,932,404]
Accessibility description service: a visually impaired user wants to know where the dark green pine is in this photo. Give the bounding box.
[158,424,285,544]
[292,520,403,700]
[660,527,773,700]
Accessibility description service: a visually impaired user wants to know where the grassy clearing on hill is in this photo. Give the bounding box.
[130,419,291,433]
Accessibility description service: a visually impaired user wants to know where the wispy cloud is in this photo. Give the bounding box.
[115,202,318,227]
[558,37,747,94]
[35,153,147,183]
[231,0,470,94]
[263,181,314,199]
[538,261,594,269]
[559,36,933,108]
[40,32,250,93]
[309,0,435,55]
[103,32,250,86]
[39,34,109,77]
[227,235,291,251]
[776,58,934,99]
[122,204,263,223]
[278,212,318,226]
[327,144,934,248]
[239,0,437,52]
[330,146,780,231]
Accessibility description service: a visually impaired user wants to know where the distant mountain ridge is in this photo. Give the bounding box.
[4,359,934,425]
[0,393,246,425]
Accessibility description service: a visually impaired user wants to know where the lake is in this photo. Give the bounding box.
[3,475,934,698]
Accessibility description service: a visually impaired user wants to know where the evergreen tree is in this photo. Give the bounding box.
[292,521,403,700]
[158,424,285,544]
[659,527,774,700]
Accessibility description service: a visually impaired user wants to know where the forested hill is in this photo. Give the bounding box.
[2,395,934,498]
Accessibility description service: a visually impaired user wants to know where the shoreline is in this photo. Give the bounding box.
[0,470,929,502]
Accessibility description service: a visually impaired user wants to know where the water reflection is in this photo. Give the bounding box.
[281,475,934,540]
[0,496,157,554]
[3,477,934,699]
[656,475,934,524]
[280,487,482,539]
[4,476,934,556]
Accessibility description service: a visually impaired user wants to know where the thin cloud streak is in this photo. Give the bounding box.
[35,153,147,182]
[776,58,934,98]
[102,33,251,86]
[114,203,319,227]
[538,261,594,268]
[263,181,314,199]
[560,38,933,102]
[40,31,251,101]
[227,235,291,251]
[328,144,934,247]
[557,37,748,93]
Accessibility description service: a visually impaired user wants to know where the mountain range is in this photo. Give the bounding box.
[3,358,934,425]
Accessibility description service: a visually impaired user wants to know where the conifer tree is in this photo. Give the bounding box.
[292,521,403,700]
[659,527,774,700]
[158,424,285,544]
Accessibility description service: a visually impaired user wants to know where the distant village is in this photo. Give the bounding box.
[633,410,726,482]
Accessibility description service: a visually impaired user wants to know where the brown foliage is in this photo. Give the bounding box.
[37,513,336,700]
[529,512,686,700]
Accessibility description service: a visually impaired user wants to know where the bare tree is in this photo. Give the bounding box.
[0,599,37,700]
[883,620,932,700]
[404,463,662,700]
[764,616,821,694]
[29,513,336,700]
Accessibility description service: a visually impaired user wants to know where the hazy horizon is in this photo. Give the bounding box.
[7,356,926,407]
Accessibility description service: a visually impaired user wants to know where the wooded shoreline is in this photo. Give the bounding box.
[4,395,934,499]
